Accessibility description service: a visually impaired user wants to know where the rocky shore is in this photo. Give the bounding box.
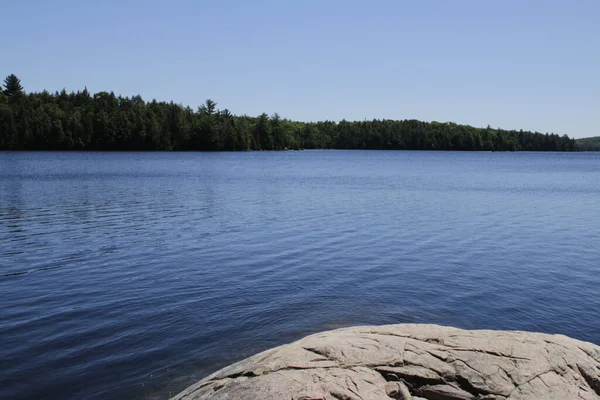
[172,324,600,400]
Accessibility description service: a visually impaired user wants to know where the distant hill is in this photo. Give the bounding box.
[576,136,600,151]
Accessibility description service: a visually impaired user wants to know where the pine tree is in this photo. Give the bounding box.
[3,74,24,97]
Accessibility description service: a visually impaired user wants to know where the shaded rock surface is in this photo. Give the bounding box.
[172,324,600,400]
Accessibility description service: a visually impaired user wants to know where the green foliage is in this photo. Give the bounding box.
[3,74,24,97]
[575,136,600,151]
[0,74,577,152]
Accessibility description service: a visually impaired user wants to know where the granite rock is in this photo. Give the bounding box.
[172,324,600,400]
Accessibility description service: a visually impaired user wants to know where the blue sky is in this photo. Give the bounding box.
[3,0,598,138]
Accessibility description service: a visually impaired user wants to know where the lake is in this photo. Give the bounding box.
[1,150,599,399]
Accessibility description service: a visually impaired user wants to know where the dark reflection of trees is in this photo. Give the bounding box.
[0,153,24,229]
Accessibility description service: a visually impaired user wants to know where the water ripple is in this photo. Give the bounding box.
[0,151,599,400]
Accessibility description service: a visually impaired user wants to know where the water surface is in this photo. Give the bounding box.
[1,151,599,399]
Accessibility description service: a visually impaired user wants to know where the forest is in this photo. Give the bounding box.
[0,74,577,152]
[575,136,600,151]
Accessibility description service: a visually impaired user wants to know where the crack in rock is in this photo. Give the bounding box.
[578,364,600,396]
[170,324,600,400]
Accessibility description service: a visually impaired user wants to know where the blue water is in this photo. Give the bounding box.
[1,151,599,399]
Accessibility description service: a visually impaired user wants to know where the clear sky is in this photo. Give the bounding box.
[3,0,598,138]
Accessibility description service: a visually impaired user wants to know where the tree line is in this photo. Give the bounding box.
[0,74,577,152]
[575,136,600,151]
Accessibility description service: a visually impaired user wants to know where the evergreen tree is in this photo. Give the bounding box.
[0,75,579,152]
[3,74,24,97]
